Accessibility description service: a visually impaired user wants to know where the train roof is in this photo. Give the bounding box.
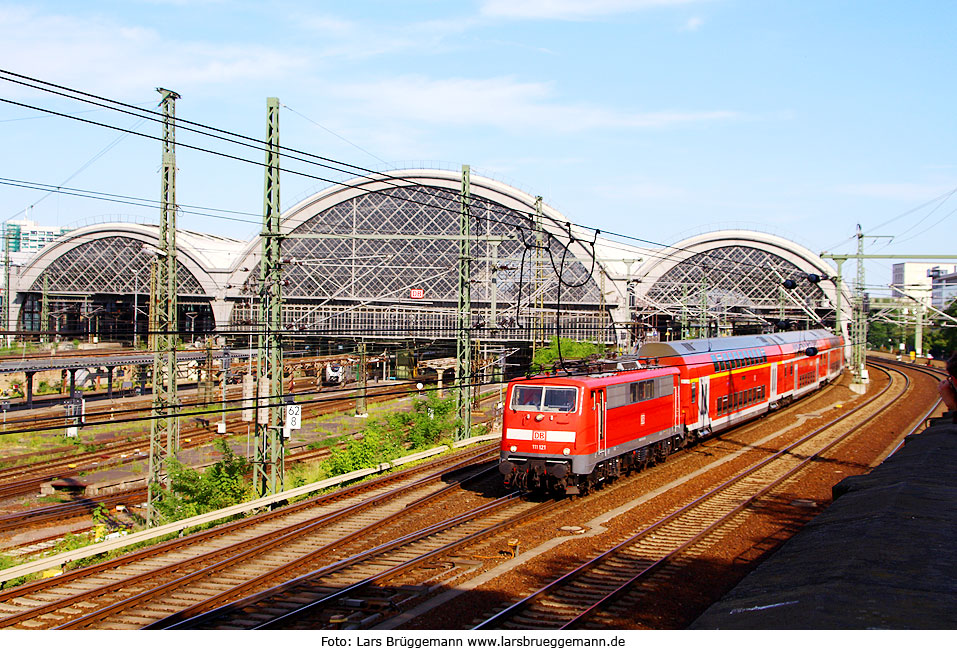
[511,364,677,387]
[637,329,839,358]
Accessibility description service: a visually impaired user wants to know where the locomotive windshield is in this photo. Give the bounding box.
[510,385,578,412]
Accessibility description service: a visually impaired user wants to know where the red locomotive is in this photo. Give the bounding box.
[500,329,845,495]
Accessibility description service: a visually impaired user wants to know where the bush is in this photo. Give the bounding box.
[319,393,460,478]
[150,439,253,523]
[531,336,603,373]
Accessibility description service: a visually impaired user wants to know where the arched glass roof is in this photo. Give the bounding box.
[247,184,602,306]
[29,235,206,296]
[646,245,827,310]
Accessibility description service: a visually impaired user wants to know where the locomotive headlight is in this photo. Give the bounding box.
[563,447,571,455]
[510,445,518,453]
[535,414,544,422]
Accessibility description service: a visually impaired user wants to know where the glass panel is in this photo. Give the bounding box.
[543,387,577,412]
[510,385,576,412]
[511,385,544,411]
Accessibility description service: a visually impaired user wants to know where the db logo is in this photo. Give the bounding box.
[410,288,425,299]
[532,431,546,441]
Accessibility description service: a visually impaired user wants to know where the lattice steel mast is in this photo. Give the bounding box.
[3,224,9,347]
[455,164,472,440]
[147,88,180,525]
[852,224,867,385]
[254,97,285,496]
[40,273,49,344]
[533,196,545,353]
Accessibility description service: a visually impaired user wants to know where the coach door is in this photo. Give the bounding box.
[770,363,778,398]
[698,376,711,429]
[596,389,607,456]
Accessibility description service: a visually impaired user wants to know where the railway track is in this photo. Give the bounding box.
[0,382,418,502]
[158,494,555,630]
[471,362,920,629]
[0,445,337,538]
[0,390,499,546]
[1,361,939,630]
[0,444,499,629]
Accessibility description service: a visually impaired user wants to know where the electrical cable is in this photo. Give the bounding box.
[1,70,845,342]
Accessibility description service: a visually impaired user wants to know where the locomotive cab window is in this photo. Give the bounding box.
[511,385,577,412]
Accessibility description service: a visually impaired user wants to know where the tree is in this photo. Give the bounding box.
[924,299,957,359]
[531,337,603,373]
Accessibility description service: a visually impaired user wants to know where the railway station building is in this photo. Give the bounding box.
[7,169,851,353]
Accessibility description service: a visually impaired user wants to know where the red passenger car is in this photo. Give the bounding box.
[500,329,844,495]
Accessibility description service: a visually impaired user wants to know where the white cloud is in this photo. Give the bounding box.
[304,17,478,61]
[480,0,703,21]
[331,75,738,132]
[681,16,704,31]
[0,7,305,98]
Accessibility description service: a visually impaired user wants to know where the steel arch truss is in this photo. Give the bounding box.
[232,183,608,342]
[633,232,844,336]
[28,236,206,296]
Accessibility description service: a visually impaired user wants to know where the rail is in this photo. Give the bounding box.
[475,364,908,629]
[0,433,499,585]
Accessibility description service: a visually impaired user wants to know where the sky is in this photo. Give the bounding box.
[1,0,956,294]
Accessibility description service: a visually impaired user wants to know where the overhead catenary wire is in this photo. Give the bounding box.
[0,68,801,276]
[1,69,852,340]
[0,345,725,439]
[4,65,944,302]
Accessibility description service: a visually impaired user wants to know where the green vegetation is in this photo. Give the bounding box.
[0,553,18,572]
[287,393,463,488]
[324,392,459,476]
[53,532,95,554]
[149,439,254,523]
[0,554,39,590]
[868,300,957,359]
[36,380,62,395]
[0,341,46,357]
[531,336,604,373]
